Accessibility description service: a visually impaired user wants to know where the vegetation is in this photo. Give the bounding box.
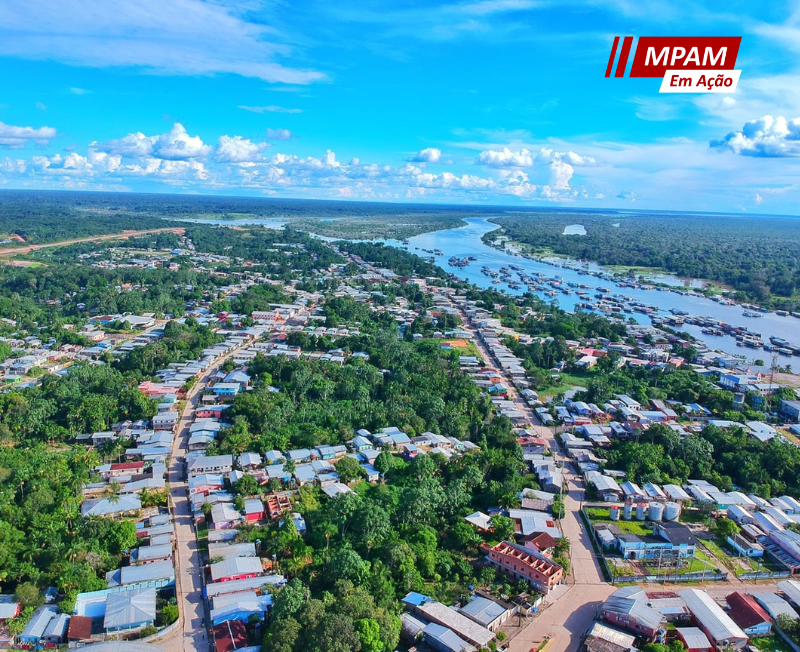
[487,211,800,310]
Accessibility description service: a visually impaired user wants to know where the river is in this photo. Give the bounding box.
[182,215,799,371]
[384,218,800,371]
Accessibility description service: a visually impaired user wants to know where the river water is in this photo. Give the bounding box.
[385,218,800,370]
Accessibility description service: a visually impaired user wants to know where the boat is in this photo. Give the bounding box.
[742,311,763,318]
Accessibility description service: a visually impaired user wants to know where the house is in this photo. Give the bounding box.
[766,530,800,574]
[678,589,748,650]
[583,622,637,652]
[188,455,233,477]
[207,542,257,559]
[779,399,800,423]
[401,593,494,649]
[481,541,564,593]
[238,452,262,468]
[457,595,513,632]
[725,592,772,637]
[243,498,264,522]
[753,592,798,622]
[266,493,292,519]
[778,580,800,611]
[209,557,263,583]
[675,627,713,652]
[0,595,20,622]
[131,543,173,564]
[19,606,58,647]
[42,613,69,644]
[103,588,157,633]
[421,622,475,652]
[464,511,493,532]
[106,560,175,588]
[601,587,666,640]
[211,383,240,396]
[727,533,763,558]
[212,619,249,652]
[82,495,142,518]
[210,591,272,626]
[66,615,93,642]
[211,503,242,530]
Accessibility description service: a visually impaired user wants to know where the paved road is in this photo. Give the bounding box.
[162,351,239,652]
[0,227,185,257]
[454,308,613,652]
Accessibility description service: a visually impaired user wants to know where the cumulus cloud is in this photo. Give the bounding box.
[0,122,57,148]
[266,128,293,140]
[755,193,763,204]
[215,135,268,163]
[478,147,534,167]
[70,87,91,95]
[410,147,441,163]
[711,115,800,157]
[94,124,210,160]
[239,105,302,114]
[152,124,211,160]
[617,190,637,201]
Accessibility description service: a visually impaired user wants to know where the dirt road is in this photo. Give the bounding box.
[0,227,185,257]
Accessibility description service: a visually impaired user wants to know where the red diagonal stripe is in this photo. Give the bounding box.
[615,36,634,77]
[605,36,620,77]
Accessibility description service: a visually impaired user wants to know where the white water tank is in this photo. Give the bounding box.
[649,502,665,522]
[609,506,621,521]
[623,503,633,520]
[664,502,681,521]
[636,503,647,520]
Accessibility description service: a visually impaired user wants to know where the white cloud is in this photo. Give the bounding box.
[215,135,267,163]
[0,0,324,85]
[266,128,293,140]
[755,192,763,204]
[478,147,534,167]
[410,147,442,163]
[711,115,800,157]
[152,124,211,160]
[93,132,154,158]
[69,87,91,95]
[239,105,303,114]
[0,121,57,148]
[617,189,637,201]
[94,124,210,160]
[35,102,46,111]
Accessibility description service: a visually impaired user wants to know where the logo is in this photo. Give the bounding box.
[605,36,742,93]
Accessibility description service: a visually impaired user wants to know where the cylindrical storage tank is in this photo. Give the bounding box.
[609,506,621,521]
[623,502,633,520]
[664,502,681,521]
[649,502,665,522]
[636,503,647,520]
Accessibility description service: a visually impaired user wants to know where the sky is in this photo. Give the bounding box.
[1,0,800,214]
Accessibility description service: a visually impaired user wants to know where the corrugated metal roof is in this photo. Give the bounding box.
[678,589,747,643]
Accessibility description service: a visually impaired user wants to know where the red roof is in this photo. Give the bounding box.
[527,532,558,551]
[110,462,144,471]
[213,620,248,652]
[67,616,93,641]
[726,592,772,630]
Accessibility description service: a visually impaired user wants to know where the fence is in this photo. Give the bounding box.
[581,508,733,584]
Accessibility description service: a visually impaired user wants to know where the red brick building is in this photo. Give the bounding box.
[482,541,564,593]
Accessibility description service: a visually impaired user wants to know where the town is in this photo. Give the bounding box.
[0,221,799,652]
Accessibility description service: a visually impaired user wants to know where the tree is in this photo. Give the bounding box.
[14,582,42,609]
[235,474,259,497]
[714,517,739,540]
[335,456,365,484]
[272,578,308,622]
[356,618,383,652]
[373,451,394,477]
[490,515,516,541]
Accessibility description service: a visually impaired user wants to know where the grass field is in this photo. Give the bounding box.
[751,635,794,652]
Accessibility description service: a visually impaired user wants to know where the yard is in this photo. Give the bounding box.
[750,635,794,652]
[584,507,654,536]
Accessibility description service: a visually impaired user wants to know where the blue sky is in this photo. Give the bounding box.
[1,0,800,213]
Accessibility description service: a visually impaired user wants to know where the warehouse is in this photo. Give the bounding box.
[678,589,748,650]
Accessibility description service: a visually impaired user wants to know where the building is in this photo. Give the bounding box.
[481,541,564,593]
[679,589,748,650]
[19,606,59,647]
[726,592,772,637]
[601,587,666,639]
[675,627,713,652]
[66,615,93,642]
[401,593,494,649]
[457,595,513,632]
[766,530,800,574]
[778,580,800,610]
[209,557,263,583]
[780,399,800,423]
[753,592,798,622]
[582,622,637,652]
[212,619,249,652]
[421,623,476,652]
[103,588,157,633]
